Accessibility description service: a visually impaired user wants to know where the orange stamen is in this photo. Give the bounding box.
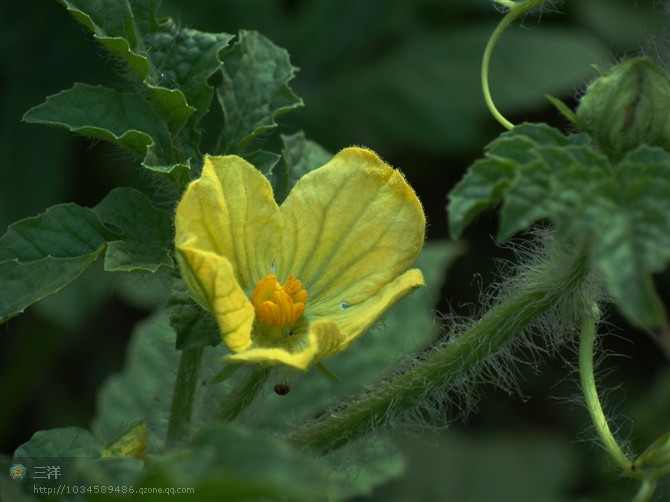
[252,274,308,328]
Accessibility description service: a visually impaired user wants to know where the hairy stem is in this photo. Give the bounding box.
[482,0,545,130]
[289,241,590,454]
[579,315,635,474]
[166,347,203,445]
[217,365,272,422]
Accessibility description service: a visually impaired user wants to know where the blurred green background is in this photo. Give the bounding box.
[1,1,669,500]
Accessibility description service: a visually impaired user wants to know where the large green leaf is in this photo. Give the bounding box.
[27,0,234,184]
[92,311,233,449]
[11,427,104,496]
[448,123,670,328]
[135,423,333,500]
[0,203,113,262]
[56,0,232,132]
[0,254,104,324]
[216,30,303,154]
[94,187,174,272]
[10,427,146,499]
[0,189,173,322]
[23,84,179,174]
[588,148,670,327]
[0,204,113,322]
[14,427,102,458]
[93,311,179,449]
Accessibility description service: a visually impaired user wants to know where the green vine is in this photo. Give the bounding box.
[482,0,545,130]
[290,239,591,453]
[578,313,634,475]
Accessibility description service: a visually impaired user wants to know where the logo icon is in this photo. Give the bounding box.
[9,464,26,480]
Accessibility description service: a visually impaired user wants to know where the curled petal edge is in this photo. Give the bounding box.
[176,240,254,352]
[223,320,346,370]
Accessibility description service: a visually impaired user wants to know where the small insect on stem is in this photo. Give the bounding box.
[273,382,291,396]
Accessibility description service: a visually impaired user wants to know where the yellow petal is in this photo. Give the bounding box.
[224,320,346,370]
[176,240,254,352]
[313,268,425,346]
[277,147,425,310]
[174,155,282,290]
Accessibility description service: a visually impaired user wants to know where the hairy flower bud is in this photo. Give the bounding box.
[576,57,670,160]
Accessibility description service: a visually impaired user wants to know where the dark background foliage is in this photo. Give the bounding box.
[1,1,668,499]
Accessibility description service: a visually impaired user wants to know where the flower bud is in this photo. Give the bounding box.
[576,57,670,160]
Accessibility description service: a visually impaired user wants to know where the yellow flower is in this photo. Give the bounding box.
[174,147,425,370]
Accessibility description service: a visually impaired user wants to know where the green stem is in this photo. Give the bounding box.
[166,347,203,445]
[579,315,634,474]
[290,242,590,454]
[217,365,272,422]
[482,0,545,130]
[632,477,657,502]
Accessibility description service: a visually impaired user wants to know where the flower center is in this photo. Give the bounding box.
[252,274,308,328]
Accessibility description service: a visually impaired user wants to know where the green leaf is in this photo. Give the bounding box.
[137,423,333,500]
[14,427,102,458]
[0,254,103,323]
[57,0,195,131]
[245,149,281,192]
[448,123,670,328]
[23,83,185,178]
[168,279,220,350]
[59,0,233,129]
[0,189,172,322]
[546,94,578,125]
[0,203,113,322]
[216,30,303,154]
[374,430,580,501]
[93,311,180,447]
[11,427,137,499]
[92,311,234,449]
[42,1,234,184]
[0,203,114,262]
[447,157,516,239]
[94,187,174,272]
[588,147,670,327]
[448,123,595,241]
[328,439,407,499]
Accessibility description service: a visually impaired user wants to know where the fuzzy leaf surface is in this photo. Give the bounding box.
[217,30,303,154]
[448,123,670,328]
[38,1,234,183]
[56,0,232,132]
